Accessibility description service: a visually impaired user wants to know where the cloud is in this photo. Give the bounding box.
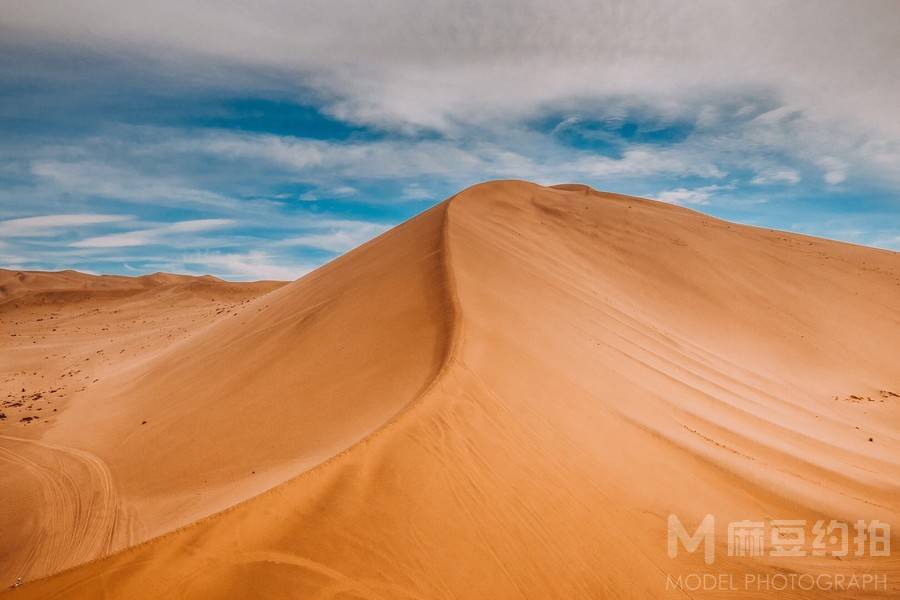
[817,157,848,185]
[866,233,900,251]
[574,149,726,179]
[177,251,309,281]
[401,183,431,200]
[299,185,358,202]
[0,214,132,236]
[278,219,389,253]
[2,1,899,278]
[72,219,234,248]
[0,253,28,268]
[4,2,899,201]
[30,160,242,210]
[656,184,728,206]
[190,132,494,180]
[186,128,734,185]
[751,168,800,185]
[4,1,898,138]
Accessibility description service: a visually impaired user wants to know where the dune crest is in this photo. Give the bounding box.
[3,181,900,598]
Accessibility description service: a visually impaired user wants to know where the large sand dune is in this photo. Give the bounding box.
[0,270,285,578]
[2,181,899,598]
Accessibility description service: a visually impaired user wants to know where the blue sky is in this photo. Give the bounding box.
[1,1,898,280]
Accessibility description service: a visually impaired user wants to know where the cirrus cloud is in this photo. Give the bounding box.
[0,214,133,237]
[72,219,235,248]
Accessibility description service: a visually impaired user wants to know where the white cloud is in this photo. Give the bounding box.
[299,185,358,202]
[278,219,389,253]
[201,135,326,171]
[166,219,234,233]
[401,183,431,200]
[4,1,898,140]
[72,219,234,248]
[656,184,728,206]
[817,157,848,185]
[30,160,241,209]
[186,129,733,185]
[179,251,308,281]
[0,213,132,236]
[575,149,726,180]
[3,0,898,210]
[751,168,800,185]
[0,253,29,268]
[866,233,900,251]
[190,132,494,179]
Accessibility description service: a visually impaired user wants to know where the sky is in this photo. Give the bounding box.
[1,0,899,280]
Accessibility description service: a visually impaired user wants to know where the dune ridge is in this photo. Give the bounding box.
[0,269,229,305]
[3,181,899,598]
[1,202,456,585]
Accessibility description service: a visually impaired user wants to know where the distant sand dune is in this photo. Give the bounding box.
[2,181,898,598]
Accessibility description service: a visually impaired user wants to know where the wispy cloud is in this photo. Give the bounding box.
[299,186,358,202]
[656,184,730,206]
[278,219,388,253]
[401,183,431,200]
[176,251,308,281]
[866,233,900,251]
[72,219,235,248]
[751,168,800,185]
[30,160,242,210]
[0,214,133,237]
[574,149,726,180]
[817,157,848,185]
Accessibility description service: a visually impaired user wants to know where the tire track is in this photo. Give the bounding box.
[0,435,130,584]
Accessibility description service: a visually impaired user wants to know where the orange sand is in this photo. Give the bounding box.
[1,181,898,598]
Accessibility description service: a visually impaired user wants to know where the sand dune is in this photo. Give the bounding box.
[0,269,224,303]
[0,271,285,580]
[2,181,899,598]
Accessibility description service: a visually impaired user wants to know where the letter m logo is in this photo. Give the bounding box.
[668,514,715,565]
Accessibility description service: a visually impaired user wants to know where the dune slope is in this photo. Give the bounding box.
[0,203,451,583]
[5,182,900,598]
[0,271,285,580]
